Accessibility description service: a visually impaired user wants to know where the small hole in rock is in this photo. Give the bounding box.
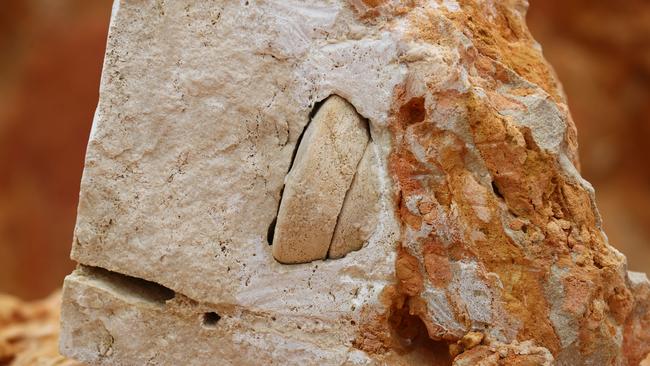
[201,312,221,328]
[388,297,453,365]
[398,97,426,125]
[491,181,504,199]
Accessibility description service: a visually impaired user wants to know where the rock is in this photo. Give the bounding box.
[272,95,370,263]
[623,271,650,365]
[528,0,650,277]
[451,340,554,366]
[329,142,381,259]
[459,331,484,350]
[60,1,649,365]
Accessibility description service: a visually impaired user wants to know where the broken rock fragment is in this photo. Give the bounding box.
[60,1,650,365]
[451,340,554,366]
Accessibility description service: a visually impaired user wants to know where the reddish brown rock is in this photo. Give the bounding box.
[452,340,554,366]
[528,0,650,276]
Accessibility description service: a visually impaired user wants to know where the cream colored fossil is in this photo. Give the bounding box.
[271,95,372,264]
[328,143,380,259]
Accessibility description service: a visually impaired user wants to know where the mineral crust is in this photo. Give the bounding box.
[60,0,650,365]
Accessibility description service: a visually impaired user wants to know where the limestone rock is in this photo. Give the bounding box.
[61,1,649,365]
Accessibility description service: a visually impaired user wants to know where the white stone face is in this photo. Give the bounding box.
[64,1,403,364]
[60,267,368,365]
[71,0,401,309]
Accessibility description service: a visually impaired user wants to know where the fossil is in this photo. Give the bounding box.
[271,95,372,264]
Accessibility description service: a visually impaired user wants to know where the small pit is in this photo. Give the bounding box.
[201,312,221,329]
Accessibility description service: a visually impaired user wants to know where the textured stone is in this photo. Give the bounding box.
[61,0,649,365]
[623,272,650,365]
[451,340,554,366]
[527,0,650,277]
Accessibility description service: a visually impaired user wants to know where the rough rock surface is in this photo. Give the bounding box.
[527,0,650,276]
[451,340,554,366]
[61,0,650,365]
[329,142,381,259]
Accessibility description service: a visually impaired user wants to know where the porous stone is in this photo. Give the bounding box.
[61,0,650,365]
[451,340,554,366]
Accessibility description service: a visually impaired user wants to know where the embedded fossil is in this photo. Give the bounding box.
[328,142,380,260]
[271,95,378,264]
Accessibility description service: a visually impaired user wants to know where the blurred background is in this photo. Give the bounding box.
[0,0,648,300]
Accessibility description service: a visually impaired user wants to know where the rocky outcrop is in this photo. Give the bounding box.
[60,1,649,365]
[624,272,650,365]
[528,0,650,276]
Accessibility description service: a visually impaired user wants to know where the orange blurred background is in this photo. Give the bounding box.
[0,0,649,300]
[0,0,113,299]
